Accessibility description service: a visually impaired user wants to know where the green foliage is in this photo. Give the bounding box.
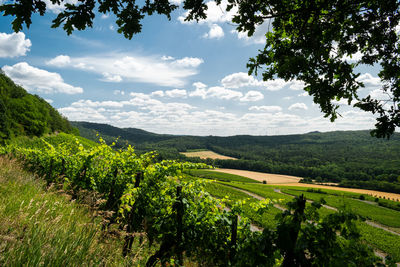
[1,134,381,266]
[0,73,75,143]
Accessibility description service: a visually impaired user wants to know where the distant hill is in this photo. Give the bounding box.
[0,73,75,143]
[72,121,400,191]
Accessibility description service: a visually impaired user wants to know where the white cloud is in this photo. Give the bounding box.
[0,32,31,58]
[71,99,124,108]
[151,90,165,97]
[288,103,308,111]
[189,86,243,100]
[232,20,270,45]
[193,81,207,90]
[161,55,175,61]
[113,90,125,95]
[221,72,290,91]
[43,0,78,14]
[298,92,308,97]
[332,98,357,106]
[165,89,187,98]
[249,105,282,113]
[290,80,305,90]
[178,0,237,25]
[101,14,109,19]
[240,91,264,102]
[58,106,108,122]
[203,24,224,39]
[102,72,122,82]
[2,62,83,94]
[58,94,376,136]
[46,55,71,67]
[171,57,204,68]
[44,99,54,104]
[56,54,204,87]
[357,73,381,89]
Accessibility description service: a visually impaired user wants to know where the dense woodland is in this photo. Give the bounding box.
[73,121,400,193]
[0,73,75,143]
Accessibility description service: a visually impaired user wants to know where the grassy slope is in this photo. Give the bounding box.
[0,157,149,266]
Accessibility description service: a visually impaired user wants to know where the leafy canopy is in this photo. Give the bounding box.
[2,0,400,138]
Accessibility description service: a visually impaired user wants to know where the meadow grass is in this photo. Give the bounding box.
[0,157,150,266]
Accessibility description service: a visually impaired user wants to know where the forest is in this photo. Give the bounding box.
[73,121,400,193]
[0,73,76,143]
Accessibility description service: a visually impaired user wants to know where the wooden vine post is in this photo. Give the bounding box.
[105,166,119,210]
[123,171,143,257]
[176,185,184,264]
[229,214,238,264]
[47,158,54,185]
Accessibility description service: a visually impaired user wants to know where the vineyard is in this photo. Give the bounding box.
[0,134,389,266]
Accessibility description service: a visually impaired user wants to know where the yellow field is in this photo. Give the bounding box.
[181,151,237,160]
[211,168,301,184]
[213,168,400,201]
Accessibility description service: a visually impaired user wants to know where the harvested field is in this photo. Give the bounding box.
[211,169,301,184]
[181,150,237,160]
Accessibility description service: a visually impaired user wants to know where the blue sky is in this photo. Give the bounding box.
[0,0,384,136]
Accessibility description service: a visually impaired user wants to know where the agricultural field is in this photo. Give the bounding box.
[187,171,400,262]
[211,168,301,184]
[180,150,238,160]
[214,168,400,201]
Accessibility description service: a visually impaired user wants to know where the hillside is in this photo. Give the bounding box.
[73,121,400,191]
[0,73,75,143]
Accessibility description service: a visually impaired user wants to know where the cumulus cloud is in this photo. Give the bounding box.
[46,55,71,67]
[203,24,224,39]
[45,53,203,87]
[232,20,270,45]
[288,103,308,111]
[43,0,78,13]
[221,72,291,91]
[113,90,125,95]
[0,32,31,58]
[240,91,264,102]
[102,72,122,82]
[178,0,237,25]
[151,90,165,97]
[189,86,243,100]
[249,105,282,113]
[171,57,204,68]
[58,94,376,136]
[2,62,83,94]
[357,73,381,89]
[165,89,187,98]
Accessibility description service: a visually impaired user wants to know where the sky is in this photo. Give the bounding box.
[0,0,385,136]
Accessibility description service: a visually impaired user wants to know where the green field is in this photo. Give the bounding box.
[185,169,260,183]
[187,173,400,262]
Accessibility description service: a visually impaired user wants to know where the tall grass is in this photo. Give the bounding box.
[0,157,150,266]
